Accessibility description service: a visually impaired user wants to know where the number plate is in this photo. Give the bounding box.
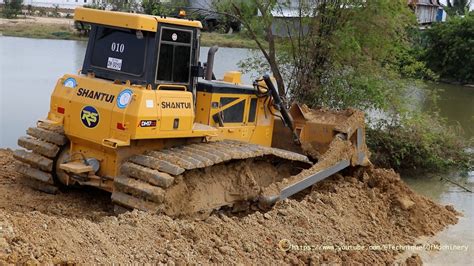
[107,57,122,71]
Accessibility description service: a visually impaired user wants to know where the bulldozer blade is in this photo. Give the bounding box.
[259,159,351,206]
[260,128,361,206]
[283,160,350,199]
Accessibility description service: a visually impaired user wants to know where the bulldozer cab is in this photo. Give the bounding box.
[76,7,201,91]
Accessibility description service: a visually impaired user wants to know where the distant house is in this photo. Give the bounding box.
[261,0,313,37]
[265,0,447,37]
[408,0,447,24]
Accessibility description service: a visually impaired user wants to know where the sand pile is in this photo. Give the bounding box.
[0,149,458,264]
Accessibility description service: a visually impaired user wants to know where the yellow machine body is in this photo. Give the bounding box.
[14,8,368,211]
[74,7,202,31]
[46,69,278,188]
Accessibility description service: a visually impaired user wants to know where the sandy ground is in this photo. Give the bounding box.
[0,148,459,264]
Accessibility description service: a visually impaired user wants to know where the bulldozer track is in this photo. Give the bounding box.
[112,140,312,214]
[13,122,67,194]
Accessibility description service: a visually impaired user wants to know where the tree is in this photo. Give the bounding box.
[422,14,474,83]
[142,0,189,16]
[446,0,472,16]
[221,0,471,171]
[3,0,23,19]
[223,0,419,111]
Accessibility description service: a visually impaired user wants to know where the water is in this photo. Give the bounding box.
[403,171,474,264]
[400,81,474,265]
[1,36,473,263]
[419,82,474,138]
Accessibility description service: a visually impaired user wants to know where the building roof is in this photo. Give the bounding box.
[407,0,442,7]
[74,7,202,32]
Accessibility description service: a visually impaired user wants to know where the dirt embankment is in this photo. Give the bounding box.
[0,149,459,264]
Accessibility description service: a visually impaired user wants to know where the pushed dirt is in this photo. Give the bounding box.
[0,149,459,264]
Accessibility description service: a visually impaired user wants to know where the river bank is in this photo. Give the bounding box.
[0,148,461,264]
[0,16,257,48]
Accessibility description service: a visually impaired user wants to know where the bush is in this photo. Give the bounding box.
[422,15,474,84]
[367,114,472,172]
[2,0,23,18]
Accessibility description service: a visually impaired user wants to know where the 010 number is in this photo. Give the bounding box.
[111,42,125,53]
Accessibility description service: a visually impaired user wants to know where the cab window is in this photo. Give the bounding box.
[156,27,193,84]
[90,26,149,76]
[248,98,258,123]
[220,97,245,123]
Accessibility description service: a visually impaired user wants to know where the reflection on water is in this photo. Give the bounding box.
[420,82,474,139]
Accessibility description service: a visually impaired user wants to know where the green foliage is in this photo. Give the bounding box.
[421,15,474,84]
[142,0,188,16]
[446,0,472,16]
[237,0,432,111]
[233,0,471,172]
[2,0,23,18]
[85,0,142,12]
[394,46,438,81]
[302,0,418,110]
[367,114,472,172]
[110,0,141,12]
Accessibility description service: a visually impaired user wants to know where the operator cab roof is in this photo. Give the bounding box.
[74,7,202,32]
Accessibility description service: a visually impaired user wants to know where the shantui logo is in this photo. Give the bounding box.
[161,101,191,109]
[77,88,115,103]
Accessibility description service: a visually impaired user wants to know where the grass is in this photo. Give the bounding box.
[0,22,87,41]
[201,32,257,49]
[0,20,257,48]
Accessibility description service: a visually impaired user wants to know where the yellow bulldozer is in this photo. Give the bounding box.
[13,8,369,215]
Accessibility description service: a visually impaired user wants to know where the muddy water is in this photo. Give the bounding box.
[402,83,473,265]
[416,82,474,138]
[0,36,473,263]
[402,171,474,264]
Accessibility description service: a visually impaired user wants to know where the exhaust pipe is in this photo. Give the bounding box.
[205,45,219,80]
